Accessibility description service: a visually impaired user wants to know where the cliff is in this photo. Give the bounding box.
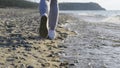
[59,2,106,10]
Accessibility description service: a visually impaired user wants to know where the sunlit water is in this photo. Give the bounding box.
[60,10,120,16]
[60,10,120,23]
[60,10,120,68]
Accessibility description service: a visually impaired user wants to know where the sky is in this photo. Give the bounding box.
[29,0,120,10]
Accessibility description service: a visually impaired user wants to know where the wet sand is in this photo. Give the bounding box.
[0,8,76,68]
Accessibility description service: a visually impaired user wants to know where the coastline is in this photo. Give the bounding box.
[0,8,76,68]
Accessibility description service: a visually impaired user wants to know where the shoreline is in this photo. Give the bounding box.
[0,8,76,68]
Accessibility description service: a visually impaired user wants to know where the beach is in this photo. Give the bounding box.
[0,8,76,68]
[1,8,120,68]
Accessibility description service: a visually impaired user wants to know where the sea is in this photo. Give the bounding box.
[59,10,120,68]
[60,10,120,23]
[60,10,120,16]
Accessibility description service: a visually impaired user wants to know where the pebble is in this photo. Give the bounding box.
[74,60,79,63]
[6,28,13,33]
[9,33,22,37]
[12,47,17,50]
[59,62,69,66]
[27,65,34,68]
[20,57,26,61]
[41,63,50,67]
[0,62,4,65]
[69,63,75,66]
[58,45,67,48]
[23,53,28,57]
[47,54,55,57]
[18,61,21,63]
[33,47,39,50]
[33,55,38,58]
[6,58,15,61]
[24,44,32,48]
[14,56,19,59]
[8,49,12,52]
[25,47,31,51]
[20,64,26,68]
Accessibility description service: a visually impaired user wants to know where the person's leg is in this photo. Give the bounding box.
[39,0,51,38]
[49,0,58,30]
[39,0,51,15]
[48,0,59,39]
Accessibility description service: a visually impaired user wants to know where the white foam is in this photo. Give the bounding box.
[102,16,120,24]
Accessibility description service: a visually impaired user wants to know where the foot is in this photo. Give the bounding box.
[39,14,48,38]
[48,30,56,40]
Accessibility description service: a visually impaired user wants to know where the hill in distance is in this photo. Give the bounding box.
[0,0,38,8]
[59,2,106,10]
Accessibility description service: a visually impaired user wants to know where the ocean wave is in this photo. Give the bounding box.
[78,14,120,24]
[78,14,106,22]
[102,16,120,24]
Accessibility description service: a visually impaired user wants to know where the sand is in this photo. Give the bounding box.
[0,8,76,68]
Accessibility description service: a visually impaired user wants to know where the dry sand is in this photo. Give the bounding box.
[0,8,76,68]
